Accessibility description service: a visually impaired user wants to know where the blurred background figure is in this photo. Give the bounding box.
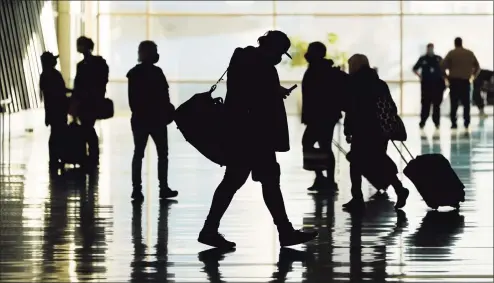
[301,41,348,192]
[73,36,109,167]
[127,40,178,202]
[413,43,446,129]
[473,69,493,118]
[39,51,71,169]
[441,37,481,130]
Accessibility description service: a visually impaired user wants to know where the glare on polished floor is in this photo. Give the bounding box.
[0,116,493,283]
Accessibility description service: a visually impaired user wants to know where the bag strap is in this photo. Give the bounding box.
[332,140,348,155]
[391,141,414,165]
[209,68,228,93]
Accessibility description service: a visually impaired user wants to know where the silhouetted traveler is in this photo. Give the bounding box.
[343,54,409,211]
[441,37,480,129]
[73,36,109,166]
[413,43,446,129]
[198,30,318,249]
[40,51,70,167]
[127,40,177,201]
[473,69,493,118]
[302,42,348,191]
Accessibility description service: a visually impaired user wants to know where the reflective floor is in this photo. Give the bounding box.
[0,116,493,282]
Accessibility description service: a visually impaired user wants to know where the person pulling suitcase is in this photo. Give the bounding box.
[342,54,409,212]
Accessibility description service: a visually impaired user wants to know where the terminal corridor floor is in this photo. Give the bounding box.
[0,116,493,282]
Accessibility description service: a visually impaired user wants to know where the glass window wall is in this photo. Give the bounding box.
[91,1,494,116]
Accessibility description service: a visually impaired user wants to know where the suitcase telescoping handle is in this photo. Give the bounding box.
[391,141,414,165]
[332,140,348,155]
[332,140,414,165]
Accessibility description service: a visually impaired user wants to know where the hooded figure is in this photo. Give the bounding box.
[301,41,349,192]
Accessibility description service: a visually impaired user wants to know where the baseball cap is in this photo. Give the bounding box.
[40,51,59,61]
[263,30,292,59]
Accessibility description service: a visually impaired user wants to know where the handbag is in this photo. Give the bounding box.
[174,69,229,166]
[376,93,407,141]
[95,98,114,120]
[303,147,331,171]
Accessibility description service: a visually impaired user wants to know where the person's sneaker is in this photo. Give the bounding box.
[342,198,365,212]
[279,229,318,247]
[451,124,458,129]
[434,124,440,130]
[131,189,144,201]
[479,110,488,119]
[395,188,409,210]
[159,188,178,199]
[198,230,236,249]
[307,177,338,192]
[419,122,425,129]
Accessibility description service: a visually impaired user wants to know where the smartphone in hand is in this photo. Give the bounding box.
[288,84,298,92]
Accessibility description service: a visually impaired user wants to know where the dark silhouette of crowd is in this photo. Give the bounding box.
[38,31,483,250]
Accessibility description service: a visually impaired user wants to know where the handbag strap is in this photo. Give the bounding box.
[209,68,228,93]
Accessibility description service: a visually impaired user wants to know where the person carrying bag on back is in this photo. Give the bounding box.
[197,30,318,249]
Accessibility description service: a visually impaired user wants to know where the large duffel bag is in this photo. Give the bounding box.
[392,142,465,210]
[174,70,228,166]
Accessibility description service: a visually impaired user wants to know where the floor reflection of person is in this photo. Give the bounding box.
[301,192,335,282]
[41,173,71,281]
[130,200,177,282]
[197,247,235,283]
[73,169,109,280]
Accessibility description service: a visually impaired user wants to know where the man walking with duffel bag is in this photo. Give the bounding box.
[197,30,318,249]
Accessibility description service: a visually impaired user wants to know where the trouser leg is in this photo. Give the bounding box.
[150,126,169,189]
[203,166,250,231]
[131,124,150,190]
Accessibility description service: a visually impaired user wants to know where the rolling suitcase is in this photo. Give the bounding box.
[60,122,87,166]
[392,142,465,210]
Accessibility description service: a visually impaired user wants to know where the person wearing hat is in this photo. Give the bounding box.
[73,36,109,167]
[127,40,178,201]
[301,41,349,192]
[198,30,318,249]
[343,54,409,212]
[39,51,71,168]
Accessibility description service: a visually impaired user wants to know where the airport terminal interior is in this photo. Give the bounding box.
[0,1,493,282]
